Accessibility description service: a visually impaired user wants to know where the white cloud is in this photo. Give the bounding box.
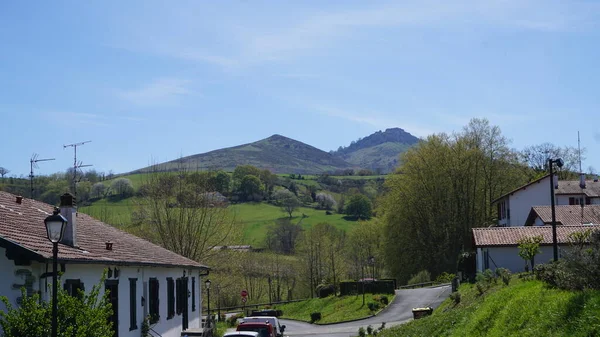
[117,78,192,106]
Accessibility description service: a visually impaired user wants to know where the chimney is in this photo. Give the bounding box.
[553,174,559,189]
[580,173,586,189]
[15,196,23,204]
[59,193,77,247]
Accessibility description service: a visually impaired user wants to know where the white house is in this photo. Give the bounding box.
[492,174,600,227]
[525,205,600,226]
[472,224,600,273]
[0,191,209,337]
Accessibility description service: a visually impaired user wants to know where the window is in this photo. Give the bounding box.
[191,277,196,312]
[149,278,160,324]
[167,277,175,319]
[586,197,592,205]
[129,278,138,331]
[64,279,84,297]
[497,201,507,220]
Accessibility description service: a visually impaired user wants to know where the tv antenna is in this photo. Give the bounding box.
[578,131,582,173]
[63,140,92,199]
[29,154,55,199]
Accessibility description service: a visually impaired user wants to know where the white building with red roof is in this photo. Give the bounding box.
[0,191,210,337]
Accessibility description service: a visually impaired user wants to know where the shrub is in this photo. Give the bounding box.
[476,282,485,296]
[407,270,431,285]
[316,284,335,298]
[367,302,381,312]
[227,313,243,327]
[435,272,456,284]
[367,325,374,335]
[379,295,389,305]
[310,312,322,323]
[450,291,461,305]
[495,268,512,286]
[358,327,366,337]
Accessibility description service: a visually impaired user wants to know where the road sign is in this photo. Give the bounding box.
[241,289,248,297]
[241,297,247,303]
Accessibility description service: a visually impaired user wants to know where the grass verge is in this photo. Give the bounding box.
[274,293,394,324]
[378,277,600,337]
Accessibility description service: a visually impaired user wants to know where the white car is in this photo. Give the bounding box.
[223,331,261,337]
[241,316,286,337]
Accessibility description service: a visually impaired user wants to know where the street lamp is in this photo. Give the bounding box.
[205,279,211,327]
[548,158,564,262]
[44,208,67,337]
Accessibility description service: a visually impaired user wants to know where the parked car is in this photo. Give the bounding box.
[223,332,260,337]
[236,321,276,337]
[241,316,286,337]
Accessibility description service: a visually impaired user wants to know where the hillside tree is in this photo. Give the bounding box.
[91,182,107,199]
[273,188,300,218]
[110,178,134,198]
[381,118,530,284]
[316,192,336,210]
[0,167,9,178]
[345,194,372,219]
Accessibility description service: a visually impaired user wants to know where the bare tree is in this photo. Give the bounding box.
[0,167,9,178]
[134,163,240,261]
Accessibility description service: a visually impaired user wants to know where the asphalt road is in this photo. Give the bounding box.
[278,285,451,337]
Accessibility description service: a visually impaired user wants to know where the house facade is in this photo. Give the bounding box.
[473,225,600,273]
[0,191,209,337]
[493,174,600,227]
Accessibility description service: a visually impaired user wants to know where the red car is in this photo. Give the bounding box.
[236,321,276,337]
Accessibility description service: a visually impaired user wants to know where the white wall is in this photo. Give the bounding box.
[477,245,558,273]
[556,195,600,205]
[507,176,552,227]
[0,255,203,337]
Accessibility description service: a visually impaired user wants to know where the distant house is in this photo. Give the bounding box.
[492,174,600,227]
[0,191,209,337]
[525,205,600,226]
[473,225,600,273]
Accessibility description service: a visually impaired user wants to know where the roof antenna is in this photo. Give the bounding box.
[578,131,582,173]
[29,154,55,199]
[63,141,92,200]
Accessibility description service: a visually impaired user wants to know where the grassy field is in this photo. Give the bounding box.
[231,202,359,246]
[80,199,361,247]
[274,293,395,324]
[380,278,600,337]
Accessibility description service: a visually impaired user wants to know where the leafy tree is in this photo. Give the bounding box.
[273,189,300,218]
[239,175,263,201]
[315,192,336,210]
[0,167,9,178]
[210,170,231,195]
[110,178,134,198]
[381,118,530,284]
[0,276,113,337]
[91,182,107,199]
[345,194,372,219]
[232,165,262,187]
[518,235,543,272]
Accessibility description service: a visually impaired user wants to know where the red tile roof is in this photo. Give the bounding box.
[555,180,600,197]
[473,225,600,247]
[527,205,600,227]
[0,191,207,269]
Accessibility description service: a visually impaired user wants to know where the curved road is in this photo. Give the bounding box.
[280,285,451,337]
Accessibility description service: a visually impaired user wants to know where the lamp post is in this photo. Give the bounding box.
[44,208,67,337]
[205,279,211,327]
[548,158,564,262]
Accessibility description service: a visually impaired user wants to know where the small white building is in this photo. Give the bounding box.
[0,191,209,337]
[492,174,600,227]
[472,224,600,273]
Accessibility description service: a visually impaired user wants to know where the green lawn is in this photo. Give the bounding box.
[380,278,600,337]
[274,293,394,324]
[230,203,360,246]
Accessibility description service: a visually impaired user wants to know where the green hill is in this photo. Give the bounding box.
[133,134,353,174]
[333,128,419,173]
[380,278,600,337]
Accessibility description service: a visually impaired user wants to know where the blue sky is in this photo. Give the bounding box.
[1,0,599,177]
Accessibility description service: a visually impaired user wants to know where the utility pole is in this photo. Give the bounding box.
[63,141,92,199]
[29,154,55,199]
